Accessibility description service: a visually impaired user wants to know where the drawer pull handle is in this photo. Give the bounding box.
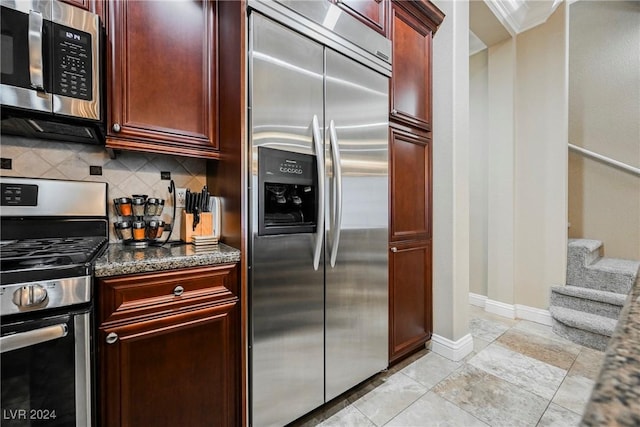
[173,285,185,296]
[106,333,118,345]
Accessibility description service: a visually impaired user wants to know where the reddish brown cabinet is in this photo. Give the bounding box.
[333,0,387,35]
[389,241,432,363]
[388,0,443,364]
[389,0,441,131]
[105,0,218,158]
[389,125,431,243]
[97,264,240,427]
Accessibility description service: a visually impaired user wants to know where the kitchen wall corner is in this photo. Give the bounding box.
[0,135,208,241]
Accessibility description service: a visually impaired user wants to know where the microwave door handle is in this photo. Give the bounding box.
[28,9,45,91]
[0,324,68,353]
[312,114,324,271]
[329,120,343,268]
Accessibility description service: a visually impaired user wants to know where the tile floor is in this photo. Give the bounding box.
[292,305,605,427]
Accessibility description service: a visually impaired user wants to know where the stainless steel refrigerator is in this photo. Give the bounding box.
[248,2,391,425]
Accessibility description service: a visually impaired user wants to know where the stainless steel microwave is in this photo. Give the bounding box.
[0,0,104,143]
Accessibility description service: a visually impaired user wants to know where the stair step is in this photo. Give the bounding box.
[568,238,603,266]
[550,286,625,319]
[551,319,610,352]
[552,285,628,304]
[567,257,640,294]
[549,306,617,337]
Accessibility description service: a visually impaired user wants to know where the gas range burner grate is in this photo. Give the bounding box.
[0,236,107,272]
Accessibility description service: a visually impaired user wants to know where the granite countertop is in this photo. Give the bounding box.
[94,242,241,278]
[581,275,640,426]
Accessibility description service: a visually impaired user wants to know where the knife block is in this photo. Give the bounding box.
[181,211,213,242]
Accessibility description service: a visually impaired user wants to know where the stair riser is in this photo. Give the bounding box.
[567,269,635,294]
[551,320,609,351]
[550,292,622,320]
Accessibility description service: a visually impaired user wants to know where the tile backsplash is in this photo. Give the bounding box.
[0,135,208,241]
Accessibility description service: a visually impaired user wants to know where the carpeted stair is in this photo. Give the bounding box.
[550,239,640,351]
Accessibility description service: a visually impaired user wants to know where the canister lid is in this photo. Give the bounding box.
[131,197,146,205]
[115,197,132,204]
[132,220,146,228]
[115,221,132,229]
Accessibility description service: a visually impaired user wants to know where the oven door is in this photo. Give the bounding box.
[0,0,53,113]
[0,308,92,427]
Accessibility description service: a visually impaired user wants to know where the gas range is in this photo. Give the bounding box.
[0,177,108,316]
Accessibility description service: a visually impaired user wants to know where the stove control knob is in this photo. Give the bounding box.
[12,285,48,308]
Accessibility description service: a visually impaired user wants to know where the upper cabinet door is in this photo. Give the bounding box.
[333,0,387,35]
[107,0,218,158]
[390,2,432,131]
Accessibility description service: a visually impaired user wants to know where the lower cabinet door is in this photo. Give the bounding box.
[389,241,432,363]
[100,301,238,427]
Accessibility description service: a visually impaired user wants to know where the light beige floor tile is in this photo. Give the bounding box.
[317,405,375,427]
[433,364,549,427]
[496,328,580,370]
[468,343,567,400]
[514,321,582,351]
[400,352,462,389]
[469,317,510,342]
[568,347,606,381]
[552,374,595,415]
[469,306,519,327]
[352,373,427,426]
[536,403,582,427]
[385,391,489,427]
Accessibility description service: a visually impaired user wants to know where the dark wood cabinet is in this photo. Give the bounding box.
[333,0,387,35]
[105,0,219,159]
[388,0,443,364]
[389,241,432,364]
[97,264,239,427]
[389,0,442,131]
[389,124,431,243]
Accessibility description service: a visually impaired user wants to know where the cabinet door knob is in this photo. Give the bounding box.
[390,109,398,116]
[390,247,398,253]
[112,123,121,133]
[173,285,184,296]
[106,332,119,344]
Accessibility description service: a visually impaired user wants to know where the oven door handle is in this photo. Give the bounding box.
[0,324,68,353]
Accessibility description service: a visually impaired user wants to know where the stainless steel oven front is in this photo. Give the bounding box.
[1,306,92,427]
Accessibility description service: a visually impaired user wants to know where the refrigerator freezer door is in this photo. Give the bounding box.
[249,14,325,427]
[324,48,389,401]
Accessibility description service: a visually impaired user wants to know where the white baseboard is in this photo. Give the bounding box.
[430,333,474,362]
[468,293,552,326]
[515,304,553,326]
[469,292,487,307]
[485,299,516,319]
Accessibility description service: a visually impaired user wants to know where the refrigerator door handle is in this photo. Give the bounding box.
[329,120,343,268]
[312,115,325,271]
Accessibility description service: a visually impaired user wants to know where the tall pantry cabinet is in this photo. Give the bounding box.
[388,0,444,364]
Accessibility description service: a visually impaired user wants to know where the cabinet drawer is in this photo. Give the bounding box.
[98,264,237,325]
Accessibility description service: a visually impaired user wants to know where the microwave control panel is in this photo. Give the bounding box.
[52,23,93,101]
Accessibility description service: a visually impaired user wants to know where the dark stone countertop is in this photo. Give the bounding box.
[94,242,241,278]
[581,275,640,426]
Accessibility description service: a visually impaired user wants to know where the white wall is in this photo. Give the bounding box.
[568,1,640,261]
[486,38,516,306]
[469,50,489,297]
[469,4,569,311]
[432,0,471,344]
[514,3,569,308]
